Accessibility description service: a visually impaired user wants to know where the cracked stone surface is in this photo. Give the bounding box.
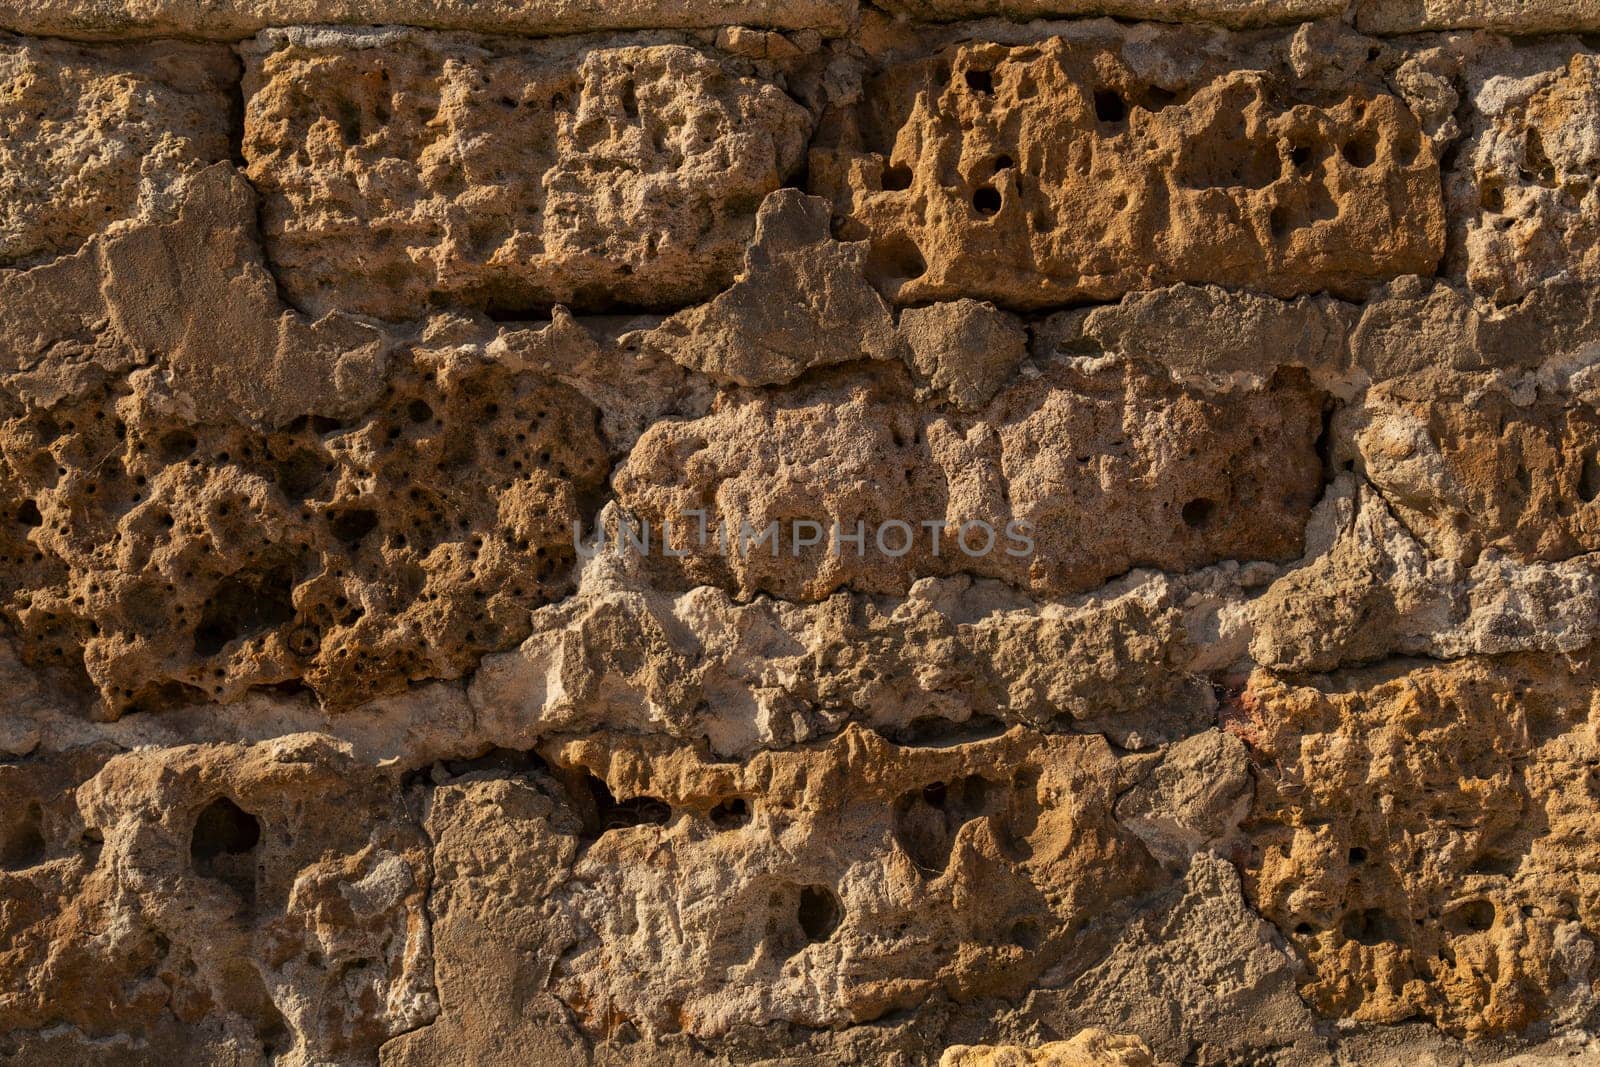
[3,8,1600,1067]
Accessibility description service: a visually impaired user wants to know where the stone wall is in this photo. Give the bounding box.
[1,1,1599,1064]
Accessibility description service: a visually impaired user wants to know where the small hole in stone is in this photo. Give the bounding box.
[797,885,841,942]
[331,508,379,546]
[1446,899,1496,933]
[407,399,433,423]
[578,772,671,843]
[0,802,46,870]
[1270,204,1293,239]
[1523,129,1556,185]
[964,69,993,94]
[1142,86,1176,111]
[158,429,198,462]
[1181,498,1215,528]
[1093,88,1127,124]
[1348,846,1367,865]
[972,186,1002,216]
[1341,908,1398,946]
[1341,135,1377,168]
[709,798,750,830]
[882,163,913,191]
[193,566,296,657]
[15,500,41,527]
[190,798,260,862]
[1008,919,1041,950]
[1582,454,1600,502]
[866,234,927,289]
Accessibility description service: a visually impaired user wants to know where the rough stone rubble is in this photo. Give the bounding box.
[1,1,1600,1065]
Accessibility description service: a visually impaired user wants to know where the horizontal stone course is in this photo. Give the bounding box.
[9,0,1600,38]
[1355,0,1600,33]
[0,0,854,40]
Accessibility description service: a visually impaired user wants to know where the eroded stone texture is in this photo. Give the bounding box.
[901,298,1028,411]
[1249,481,1600,673]
[490,308,717,455]
[4,2,1600,1064]
[0,341,608,716]
[388,725,1162,1062]
[1459,48,1600,306]
[1241,654,1600,1039]
[0,736,433,1066]
[877,0,1338,26]
[813,28,1444,308]
[1045,283,1356,388]
[1351,276,1600,381]
[0,165,394,432]
[471,555,1218,755]
[242,30,812,320]
[637,189,906,387]
[1356,0,1600,34]
[0,149,685,719]
[1028,852,1318,1062]
[613,358,1326,600]
[1047,275,1600,391]
[0,35,233,269]
[940,1030,1156,1067]
[1348,368,1600,567]
[0,0,853,40]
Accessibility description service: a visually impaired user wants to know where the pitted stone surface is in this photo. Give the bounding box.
[242,31,812,320]
[2,5,1600,1066]
[383,724,1161,1063]
[812,29,1445,309]
[612,359,1325,600]
[1241,655,1600,1039]
[1459,48,1600,306]
[0,346,609,716]
[0,35,234,269]
[0,736,433,1065]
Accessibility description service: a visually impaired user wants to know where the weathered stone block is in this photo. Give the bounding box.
[242,30,812,320]
[1356,0,1600,34]
[1350,368,1600,567]
[613,359,1326,600]
[1242,654,1600,1037]
[1459,49,1600,305]
[814,30,1444,308]
[877,0,1337,25]
[0,336,608,716]
[0,34,233,268]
